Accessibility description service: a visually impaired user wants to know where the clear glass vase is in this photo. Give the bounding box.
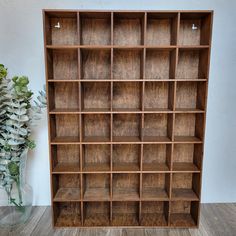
[0,149,33,227]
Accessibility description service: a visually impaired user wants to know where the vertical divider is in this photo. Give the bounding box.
[110,12,114,224]
[77,11,84,225]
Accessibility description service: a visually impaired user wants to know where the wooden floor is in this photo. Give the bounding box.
[0,203,235,236]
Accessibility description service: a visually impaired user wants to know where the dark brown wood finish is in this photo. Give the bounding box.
[43,10,213,228]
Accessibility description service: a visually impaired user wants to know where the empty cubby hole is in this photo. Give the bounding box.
[47,49,78,80]
[112,202,139,226]
[81,82,111,111]
[113,114,141,142]
[176,81,206,110]
[84,201,110,226]
[170,201,199,227]
[45,12,78,45]
[80,12,111,45]
[172,173,200,200]
[113,49,143,80]
[83,174,110,201]
[50,114,80,142]
[173,144,203,172]
[81,49,111,80]
[176,49,209,79]
[113,144,140,171]
[145,49,176,79]
[113,82,142,111]
[142,173,170,200]
[113,12,144,45]
[174,113,204,142]
[146,12,178,45]
[53,202,81,227]
[52,174,80,202]
[144,81,174,110]
[141,201,169,226]
[82,144,110,172]
[112,173,140,200]
[179,12,212,46]
[48,82,79,111]
[51,145,80,173]
[143,113,173,142]
[82,114,110,142]
[143,144,171,171]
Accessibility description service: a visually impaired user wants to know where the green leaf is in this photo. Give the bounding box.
[8,162,19,176]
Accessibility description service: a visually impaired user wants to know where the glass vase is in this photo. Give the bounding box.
[0,148,33,227]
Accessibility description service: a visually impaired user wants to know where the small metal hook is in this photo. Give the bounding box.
[192,24,198,30]
[54,22,61,29]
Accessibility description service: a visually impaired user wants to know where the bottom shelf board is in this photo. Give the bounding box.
[140,213,167,226]
[172,162,199,172]
[143,163,169,172]
[113,163,140,171]
[53,163,80,173]
[83,163,110,172]
[84,214,110,226]
[112,213,139,226]
[112,189,139,201]
[84,188,110,201]
[172,188,199,200]
[142,188,169,200]
[170,213,197,227]
[54,188,81,202]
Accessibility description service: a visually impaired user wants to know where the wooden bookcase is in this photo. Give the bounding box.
[43,10,213,228]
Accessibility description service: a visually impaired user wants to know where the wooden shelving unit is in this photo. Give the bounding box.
[43,10,213,228]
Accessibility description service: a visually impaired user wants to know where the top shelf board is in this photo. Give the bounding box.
[44,11,213,46]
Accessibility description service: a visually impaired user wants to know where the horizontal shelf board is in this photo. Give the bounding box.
[112,189,139,201]
[142,136,172,143]
[170,213,196,227]
[84,214,110,227]
[172,163,200,172]
[51,136,80,144]
[142,188,169,200]
[53,163,80,173]
[175,108,205,113]
[143,163,169,172]
[83,136,110,143]
[47,79,207,82]
[82,108,111,113]
[141,214,167,226]
[113,136,141,143]
[50,108,80,114]
[172,188,199,201]
[174,136,202,143]
[83,163,110,172]
[112,163,140,172]
[112,213,139,226]
[112,108,142,113]
[84,188,110,201]
[178,45,210,50]
[54,188,81,202]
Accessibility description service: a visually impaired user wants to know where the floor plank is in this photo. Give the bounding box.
[0,204,236,236]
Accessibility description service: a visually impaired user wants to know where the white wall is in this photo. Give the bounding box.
[0,0,236,205]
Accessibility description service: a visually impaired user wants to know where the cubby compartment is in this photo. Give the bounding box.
[144,81,174,110]
[143,113,173,142]
[146,13,178,45]
[172,173,200,200]
[84,201,110,226]
[113,49,143,80]
[82,144,110,172]
[113,174,139,200]
[112,202,139,226]
[143,144,171,171]
[113,82,142,111]
[173,144,203,172]
[142,174,170,200]
[81,49,111,80]
[48,82,79,111]
[176,49,209,79]
[54,202,81,227]
[82,114,110,142]
[170,201,199,227]
[179,12,212,46]
[53,174,80,202]
[50,114,80,142]
[145,49,176,80]
[47,49,78,80]
[51,145,80,173]
[80,12,111,45]
[113,144,140,171]
[174,113,204,142]
[45,12,78,45]
[141,201,169,226]
[114,12,144,45]
[176,81,206,111]
[113,114,141,142]
[83,174,110,201]
[81,82,111,111]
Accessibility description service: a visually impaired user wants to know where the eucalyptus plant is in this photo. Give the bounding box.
[0,64,46,210]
